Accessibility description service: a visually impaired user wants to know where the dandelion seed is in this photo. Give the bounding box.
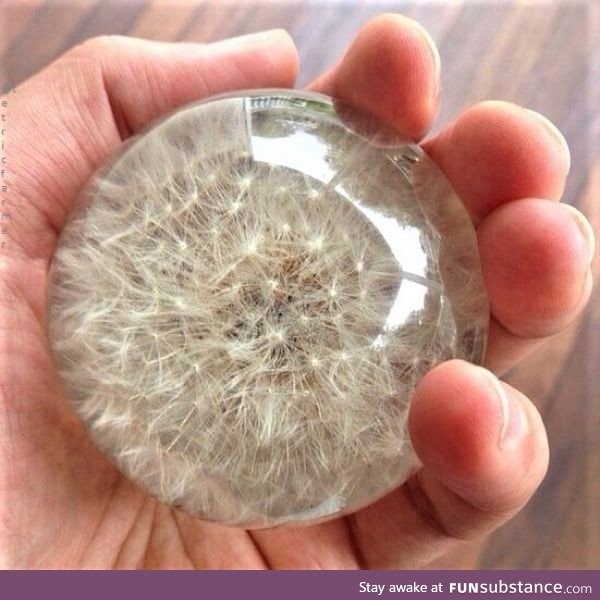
[271,330,285,343]
[239,175,253,189]
[308,236,324,251]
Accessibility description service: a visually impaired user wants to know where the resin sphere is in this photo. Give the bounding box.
[47,89,489,528]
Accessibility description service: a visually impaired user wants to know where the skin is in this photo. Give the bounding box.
[0,15,594,569]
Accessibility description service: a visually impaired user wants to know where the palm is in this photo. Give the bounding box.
[4,294,367,569]
[1,18,591,569]
[3,260,382,569]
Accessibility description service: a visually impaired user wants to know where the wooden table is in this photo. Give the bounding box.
[1,0,598,569]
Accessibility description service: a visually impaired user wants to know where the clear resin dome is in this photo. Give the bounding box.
[47,89,489,528]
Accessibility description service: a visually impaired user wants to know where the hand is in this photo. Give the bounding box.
[1,15,593,569]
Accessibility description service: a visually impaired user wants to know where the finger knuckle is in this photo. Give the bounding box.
[67,35,127,62]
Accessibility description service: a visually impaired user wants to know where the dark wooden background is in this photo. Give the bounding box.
[1,0,598,569]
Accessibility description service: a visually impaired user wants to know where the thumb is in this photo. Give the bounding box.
[8,30,299,273]
[67,31,300,136]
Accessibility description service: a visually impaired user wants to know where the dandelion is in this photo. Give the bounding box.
[47,90,488,527]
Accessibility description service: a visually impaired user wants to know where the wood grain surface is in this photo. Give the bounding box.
[1,0,598,570]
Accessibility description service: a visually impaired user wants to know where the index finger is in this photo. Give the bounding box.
[308,13,441,141]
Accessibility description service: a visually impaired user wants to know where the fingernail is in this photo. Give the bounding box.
[480,369,527,449]
[211,29,285,52]
[411,21,441,82]
[560,204,596,268]
[525,109,571,173]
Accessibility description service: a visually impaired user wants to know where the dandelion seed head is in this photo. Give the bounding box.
[47,90,488,528]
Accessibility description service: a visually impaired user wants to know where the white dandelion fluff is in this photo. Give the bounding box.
[47,90,489,528]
